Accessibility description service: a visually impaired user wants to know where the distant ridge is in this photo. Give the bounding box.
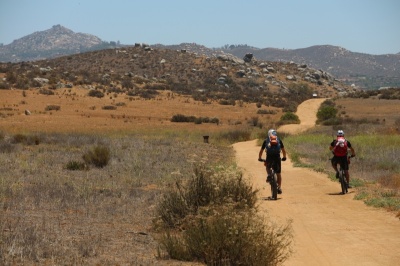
[216,45,400,90]
[1,25,399,89]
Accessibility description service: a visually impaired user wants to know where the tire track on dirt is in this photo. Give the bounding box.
[233,98,400,266]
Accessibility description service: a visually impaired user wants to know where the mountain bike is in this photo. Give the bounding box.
[331,156,353,195]
[259,158,280,200]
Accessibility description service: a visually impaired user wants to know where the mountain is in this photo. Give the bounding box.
[0,25,120,62]
[216,45,400,90]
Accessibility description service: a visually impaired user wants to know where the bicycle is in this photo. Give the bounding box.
[258,158,281,200]
[331,155,354,195]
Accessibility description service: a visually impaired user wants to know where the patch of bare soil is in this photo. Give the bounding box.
[233,99,400,265]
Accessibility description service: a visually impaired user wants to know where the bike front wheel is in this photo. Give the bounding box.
[270,173,278,200]
[339,170,347,194]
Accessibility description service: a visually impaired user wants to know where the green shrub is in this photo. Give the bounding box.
[65,160,87,171]
[317,104,338,124]
[279,112,300,124]
[82,145,110,168]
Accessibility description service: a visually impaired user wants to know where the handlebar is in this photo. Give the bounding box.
[258,158,286,162]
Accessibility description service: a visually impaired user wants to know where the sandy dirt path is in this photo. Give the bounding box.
[233,99,400,266]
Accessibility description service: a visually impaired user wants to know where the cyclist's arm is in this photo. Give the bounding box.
[258,147,264,160]
[258,141,266,160]
[349,146,355,157]
[281,147,287,158]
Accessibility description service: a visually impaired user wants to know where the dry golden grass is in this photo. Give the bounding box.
[0,88,282,135]
[335,97,400,127]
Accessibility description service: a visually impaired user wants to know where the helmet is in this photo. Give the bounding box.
[268,129,277,137]
[337,130,344,136]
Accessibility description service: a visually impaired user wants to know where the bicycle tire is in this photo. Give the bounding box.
[339,170,347,194]
[270,172,278,200]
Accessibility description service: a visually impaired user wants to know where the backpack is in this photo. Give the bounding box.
[265,135,281,155]
[333,137,348,156]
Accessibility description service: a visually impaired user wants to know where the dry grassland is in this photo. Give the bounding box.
[0,88,281,135]
[336,97,400,127]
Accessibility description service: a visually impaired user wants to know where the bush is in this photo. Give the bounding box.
[320,117,343,126]
[45,105,61,111]
[280,112,300,124]
[257,109,277,115]
[102,105,117,110]
[317,105,338,123]
[217,130,251,143]
[12,134,40,145]
[0,141,15,153]
[39,88,55,95]
[156,166,257,228]
[82,145,110,168]
[0,81,10,90]
[65,160,87,171]
[88,90,104,98]
[171,114,196,123]
[161,208,292,265]
[157,165,292,265]
[171,114,219,124]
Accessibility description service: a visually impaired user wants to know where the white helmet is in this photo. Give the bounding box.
[337,130,344,136]
[268,129,277,137]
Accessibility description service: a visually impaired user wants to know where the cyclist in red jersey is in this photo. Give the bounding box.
[329,130,356,187]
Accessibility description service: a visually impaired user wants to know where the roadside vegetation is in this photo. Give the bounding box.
[282,99,400,217]
[0,131,292,265]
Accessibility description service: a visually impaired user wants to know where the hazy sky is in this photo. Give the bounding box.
[1,0,399,55]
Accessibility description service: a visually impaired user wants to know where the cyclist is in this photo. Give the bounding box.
[329,130,356,188]
[258,129,287,194]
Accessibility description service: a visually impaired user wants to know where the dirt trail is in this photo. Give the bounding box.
[233,99,400,266]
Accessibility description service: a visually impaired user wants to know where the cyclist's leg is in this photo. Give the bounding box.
[274,159,282,187]
[266,161,272,176]
[331,157,339,172]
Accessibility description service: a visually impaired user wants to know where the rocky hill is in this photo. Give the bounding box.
[0,44,355,111]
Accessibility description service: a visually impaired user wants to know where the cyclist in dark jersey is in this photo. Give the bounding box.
[258,129,287,194]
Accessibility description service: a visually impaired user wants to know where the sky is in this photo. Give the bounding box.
[0,0,399,55]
